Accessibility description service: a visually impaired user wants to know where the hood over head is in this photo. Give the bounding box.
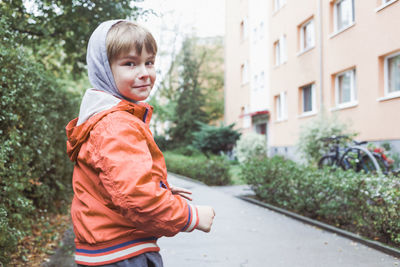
[66,20,155,162]
[87,19,128,100]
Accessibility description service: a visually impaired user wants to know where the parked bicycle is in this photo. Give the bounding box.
[318,135,390,174]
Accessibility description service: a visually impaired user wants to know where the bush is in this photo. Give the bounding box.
[154,135,173,151]
[0,18,79,263]
[240,156,400,247]
[164,152,231,185]
[192,122,241,156]
[234,133,267,163]
[297,111,356,165]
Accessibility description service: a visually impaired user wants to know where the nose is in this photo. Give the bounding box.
[137,64,149,80]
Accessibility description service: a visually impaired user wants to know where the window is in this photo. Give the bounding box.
[335,69,357,107]
[253,75,258,91]
[241,61,248,84]
[260,72,265,89]
[384,52,400,96]
[300,84,316,114]
[242,105,251,128]
[259,22,264,39]
[376,0,398,12]
[253,27,258,43]
[240,18,248,41]
[255,123,267,135]
[275,92,287,121]
[274,35,287,66]
[334,0,354,32]
[274,0,286,12]
[274,40,281,66]
[300,19,315,51]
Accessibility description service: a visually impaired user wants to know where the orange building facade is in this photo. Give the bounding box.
[225,0,400,159]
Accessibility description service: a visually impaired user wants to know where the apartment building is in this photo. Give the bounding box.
[225,0,400,159]
[225,0,270,140]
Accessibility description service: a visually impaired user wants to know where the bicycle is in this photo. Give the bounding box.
[318,135,348,169]
[318,135,383,174]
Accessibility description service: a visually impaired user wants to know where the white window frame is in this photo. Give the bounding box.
[276,92,287,121]
[300,19,315,52]
[384,51,400,98]
[241,61,249,85]
[333,0,355,33]
[274,40,281,66]
[253,75,258,91]
[242,105,251,128]
[274,35,287,66]
[260,71,265,89]
[253,27,258,44]
[376,0,398,12]
[274,0,286,12]
[281,35,287,63]
[259,22,264,39]
[335,69,357,108]
[301,84,317,115]
[240,17,248,42]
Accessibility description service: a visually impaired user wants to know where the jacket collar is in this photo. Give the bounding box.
[66,99,153,162]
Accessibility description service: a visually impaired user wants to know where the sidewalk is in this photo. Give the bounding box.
[43,173,400,267]
[159,174,400,267]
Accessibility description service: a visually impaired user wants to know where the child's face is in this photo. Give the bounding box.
[110,47,156,102]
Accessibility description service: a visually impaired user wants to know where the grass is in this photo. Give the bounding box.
[229,164,245,185]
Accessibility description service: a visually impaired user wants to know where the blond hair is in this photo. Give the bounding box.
[106,21,157,63]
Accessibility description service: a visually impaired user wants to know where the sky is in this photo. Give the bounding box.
[135,0,225,40]
[134,0,226,94]
[24,0,225,93]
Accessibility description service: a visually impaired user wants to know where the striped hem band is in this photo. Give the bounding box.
[75,237,159,266]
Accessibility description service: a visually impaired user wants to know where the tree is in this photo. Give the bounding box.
[151,36,225,146]
[0,0,144,75]
[168,38,209,145]
[192,122,241,157]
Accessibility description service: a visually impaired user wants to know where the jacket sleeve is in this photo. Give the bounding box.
[89,113,198,236]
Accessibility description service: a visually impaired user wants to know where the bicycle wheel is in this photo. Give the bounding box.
[341,147,380,173]
[364,153,389,174]
[359,154,381,173]
[340,148,362,172]
[318,155,337,169]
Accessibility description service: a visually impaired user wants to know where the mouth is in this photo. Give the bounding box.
[133,84,151,89]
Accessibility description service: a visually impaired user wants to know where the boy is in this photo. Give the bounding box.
[66,20,215,267]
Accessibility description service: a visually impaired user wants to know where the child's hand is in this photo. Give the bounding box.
[196,205,215,233]
[170,185,192,201]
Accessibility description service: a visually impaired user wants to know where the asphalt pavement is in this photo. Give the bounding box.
[159,173,400,267]
[43,173,400,267]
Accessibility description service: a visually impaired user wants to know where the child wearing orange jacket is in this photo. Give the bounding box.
[66,20,215,267]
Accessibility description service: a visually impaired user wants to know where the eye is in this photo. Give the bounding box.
[124,62,136,67]
[146,60,155,66]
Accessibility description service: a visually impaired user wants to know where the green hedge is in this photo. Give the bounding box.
[0,18,79,264]
[240,156,400,247]
[164,152,231,185]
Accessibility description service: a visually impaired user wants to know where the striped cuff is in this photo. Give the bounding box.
[181,204,199,232]
[75,237,159,266]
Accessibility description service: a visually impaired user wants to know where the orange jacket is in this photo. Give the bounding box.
[66,99,198,266]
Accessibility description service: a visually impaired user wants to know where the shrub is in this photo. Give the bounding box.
[0,18,79,263]
[240,156,400,247]
[154,135,172,151]
[192,122,241,156]
[297,111,356,165]
[234,133,267,163]
[169,146,203,157]
[164,152,231,185]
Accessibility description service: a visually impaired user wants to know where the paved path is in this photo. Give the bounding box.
[159,174,400,267]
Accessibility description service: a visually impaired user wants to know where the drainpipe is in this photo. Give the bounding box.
[318,0,324,110]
